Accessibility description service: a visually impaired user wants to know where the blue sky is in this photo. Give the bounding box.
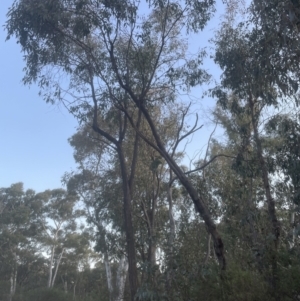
[0,0,226,193]
[1,0,78,192]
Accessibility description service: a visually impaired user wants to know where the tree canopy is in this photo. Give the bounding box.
[3,0,300,300]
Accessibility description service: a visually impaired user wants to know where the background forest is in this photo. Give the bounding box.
[1,0,300,300]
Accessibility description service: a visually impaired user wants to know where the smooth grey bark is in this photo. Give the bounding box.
[167,177,175,245]
[9,253,17,301]
[9,273,14,301]
[47,246,55,288]
[141,170,160,269]
[105,254,113,301]
[51,248,65,288]
[13,266,17,295]
[104,254,128,301]
[73,282,77,300]
[289,203,296,249]
[166,170,175,295]
[116,255,129,301]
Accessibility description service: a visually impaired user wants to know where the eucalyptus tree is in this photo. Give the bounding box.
[6,0,227,280]
[0,183,39,301]
[65,102,197,300]
[65,104,141,301]
[55,230,95,297]
[212,0,300,293]
[265,114,300,249]
[250,0,300,101]
[33,188,82,288]
[67,162,130,301]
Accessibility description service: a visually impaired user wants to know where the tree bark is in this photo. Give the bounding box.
[166,170,176,296]
[290,203,296,249]
[105,253,113,301]
[117,145,139,301]
[47,246,55,288]
[116,255,129,301]
[9,255,17,301]
[13,267,17,295]
[9,273,14,301]
[51,248,64,288]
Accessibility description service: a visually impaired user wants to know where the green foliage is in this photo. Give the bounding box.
[4,0,300,300]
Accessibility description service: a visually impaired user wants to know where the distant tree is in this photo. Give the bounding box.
[0,183,39,301]
[34,189,82,288]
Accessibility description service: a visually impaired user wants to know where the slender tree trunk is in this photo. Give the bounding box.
[246,178,258,245]
[290,203,296,249]
[13,267,17,295]
[203,233,212,265]
[249,97,280,292]
[8,259,17,301]
[246,177,263,272]
[167,181,175,245]
[9,272,14,301]
[73,281,77,301]
[51,248,64,288]
[105,254,113,301]
[47,246,55,288]
[116,255,129,301]
[249,101,280,248]
[166,171,175,296]
[148,235,156,268]
[137,104,226,269]
[148,171,158,268]
[117,145,139,301]
[162,150,226,268]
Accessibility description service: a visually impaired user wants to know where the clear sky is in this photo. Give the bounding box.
[1,0,78,192]
[0,0,226,193]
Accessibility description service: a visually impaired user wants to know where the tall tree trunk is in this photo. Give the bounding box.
[290,203,296,249]
[9,273,14,301]
[51,248,64,288]
[167,183,175,245]
[148,171,159,268]
[47,246,55,288]
[117,146,139,301]
[73,281,77,300]
[104,253,113,301]
[249,97,280,291]
[13,266,17,295]
[9,258,17,301]
[115,255,129,301]
[203,234,212,265]
[166,171,175,296]
[91,85,141,300]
